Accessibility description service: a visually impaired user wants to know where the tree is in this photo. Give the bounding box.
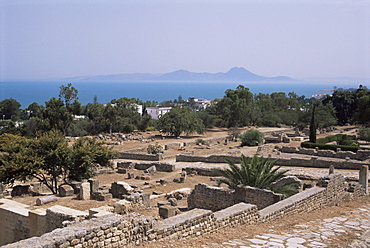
[216,85,254,127]
[0,131,116,194]
[0,98,21,120]
[309,104,317,143]
[59,83,78,105]
[156,107,205,137]
[240,129,264,146]
[37,97,74,134]
[213,155,298,197]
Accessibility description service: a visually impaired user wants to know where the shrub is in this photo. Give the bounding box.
[147,143,163,154]
[240,129,264,146]
[196,138,207,145]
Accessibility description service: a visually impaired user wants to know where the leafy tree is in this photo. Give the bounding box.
[240,129,264,146]
[196,110,215,128]
[213,155,298,197]
[59,83,78,105]
[0,131,116,194]
[37,97,73,134]
[325,90,356,125]
[156,107,205,137]
[0,98,21,120]
[216,85,254,127]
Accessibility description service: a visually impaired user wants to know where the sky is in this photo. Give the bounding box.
[0,0,369,81]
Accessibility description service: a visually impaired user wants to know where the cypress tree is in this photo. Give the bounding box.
[309,104,317,143]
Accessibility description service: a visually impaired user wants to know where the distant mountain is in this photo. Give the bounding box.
[61,67,295,82]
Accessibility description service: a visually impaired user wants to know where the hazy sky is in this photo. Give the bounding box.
[1,0,369,81]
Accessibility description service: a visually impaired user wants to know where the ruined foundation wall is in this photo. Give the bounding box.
[187,184,236,211]
[177,154,367,169]
[279,146,370,161]
[3,174,367,247]
[119,152,163,161]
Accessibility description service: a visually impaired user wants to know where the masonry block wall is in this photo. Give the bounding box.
[3,173,367,247]
[177,153,367,169]
[119,152,163,161]
[279,146,370,161]
[188,184,236,211]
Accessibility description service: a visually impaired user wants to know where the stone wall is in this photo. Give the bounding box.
[2,213,155,248]
[187,184,236,211]
[119,152,163,161]
[234,186,283,209]
[259,187,327,222]
[0,199,89,246]
[176,154,240,164]
[188,184,284,211]
[117,161,175,172]
[3,172,368,247]
[177,153,368,170]
[279,146,370,161]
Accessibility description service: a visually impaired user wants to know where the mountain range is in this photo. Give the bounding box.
[62,67,295,82]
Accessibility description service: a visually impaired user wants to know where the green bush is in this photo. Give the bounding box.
[147,143,163,154]
[301,133,364,152]
[196,138,207,145]
[240,129,264,146]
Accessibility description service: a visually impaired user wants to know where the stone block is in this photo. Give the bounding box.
[359,165,368,194]
[157,201,170,207]
[36,195,58,206]
[113,199,132,214]
[110,182,134,198]
[0,183,4,198]
[78,182,91,200]
[31,182,42,194]
[159,205,178,219]
[11,185,31,197]
[59,184,74,197]
[145,165,157,175]
[70,181,82,194]
[93,192,112,201]
[88,179,99,194]
[141,192,150,208]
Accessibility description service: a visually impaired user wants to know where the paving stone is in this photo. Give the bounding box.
[286,243,306,248]
[255,235,270,240]
[269,238,284,243]
[266,241,285,247]
[344,221,360,226]
[247,238,268,245]
[264,234,288,240]
[286,237,306,244]
[310,241,326,246]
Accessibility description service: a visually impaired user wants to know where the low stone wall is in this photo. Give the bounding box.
[259,187,327,222]
[279,146,370,161]
[3,173,367,247]
[184,167,222,177]
[117,161,175,172]
[0,199,89,246]
[234,186,283,209]
[2,213,155,248]
[188,184,236,211]
[177,153,368,170]
[176,154,240,164]
[188,184,284,211]
[119,152,163,161]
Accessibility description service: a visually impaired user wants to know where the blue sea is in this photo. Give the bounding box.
[0,80,367,108]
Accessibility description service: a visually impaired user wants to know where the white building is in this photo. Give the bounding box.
[146,107,172,120]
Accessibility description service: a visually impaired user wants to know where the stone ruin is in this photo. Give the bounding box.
[2,165,368,247]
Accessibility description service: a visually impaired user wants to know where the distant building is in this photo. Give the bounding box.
[192,98,211,109]
[146,107,172,120]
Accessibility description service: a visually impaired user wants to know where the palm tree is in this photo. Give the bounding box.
[213,155,299,197]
